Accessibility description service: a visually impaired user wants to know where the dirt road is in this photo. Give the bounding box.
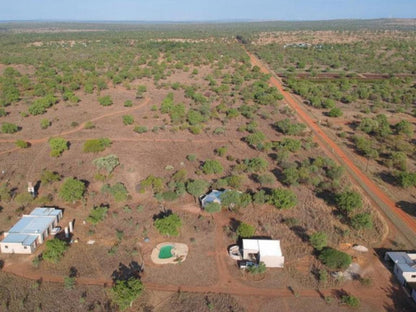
[246,50,416,248]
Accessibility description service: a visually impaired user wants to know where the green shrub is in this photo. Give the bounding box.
[187,154,197,162]
[350,212,373,230]
[64,276,76,290]
[186,179,209,199]
[93,154,120,173]
[84,121,95,129]
[14,192,33,206]
[134,126,148,134]
[268,188,297,209]
[101,182,129,202]
[124,100,133,107]
[161,191,179,201]
[83,138,111,153]
[215,146,228,157]
[245,157,268,173]
[0,108,6,117]
[140,175,164,193]
[328,107,343,117]
[87,205,109,225]
[341,295,360,308]
[41,170,60,184]
[98,95,113,106]
[236,222,255,238]
[109,278,144,311]
[256,174,276,186]
[247,262,266,274]
[319,247,352,270]
[59,178,86,202]
[275,118,306,135]
[154,213,181,236]
[2,122,19,133]
[309,232,327,251]
[396,171,416,188]
[202,159,223,174]
[40,119,50,129]
[48,137,68,157]
[43,239,67,263]
[122,115,134,125]
[204,202,222,213]
[15,140,29,148]
[335,191,362,214]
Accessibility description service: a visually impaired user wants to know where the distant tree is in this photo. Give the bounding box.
[40,170,61,185]
[1,122,19,134]
[309,232,327,251]
[154,213,181,236]
[98,95,113,106]
[109,278,144,311]
[122,115,134,125]
[236,222,255,238]
[48,137,68,157]
[59,178,86,202]
[202,159,223,175]
[327,107,343,117]
[319,247,352,270]
[350,212,373,230]
[43,239,68,263]
[93,154,120,174]
[204,202,222,213]
[87,205,109,225]
[83,138,111,153]
[268,188,297,209]
[395,171,416,188]
[335,191,362,214]
[186,179,209,201]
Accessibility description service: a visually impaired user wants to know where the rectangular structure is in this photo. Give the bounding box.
[0,207,62,254]
[242,239,284,268]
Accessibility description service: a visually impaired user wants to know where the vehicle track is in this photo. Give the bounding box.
[246,50,416,248]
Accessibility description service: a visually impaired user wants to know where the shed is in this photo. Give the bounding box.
[0,207,62,254]
[200,190,226,208]
[242,239,284,268]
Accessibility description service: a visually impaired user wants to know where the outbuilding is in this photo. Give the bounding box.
[0,207,62,254]
[242,239,284,268]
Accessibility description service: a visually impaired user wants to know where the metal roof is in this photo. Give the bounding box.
[2,233,37,246]
[30,207,61,217]
[8,215,55,234]
[200,190,226,207]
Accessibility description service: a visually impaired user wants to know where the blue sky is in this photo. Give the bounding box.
[0,0,415,21]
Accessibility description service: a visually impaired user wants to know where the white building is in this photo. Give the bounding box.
[0,207,62,254]
[242,239,284,268]
[385,251,416,304]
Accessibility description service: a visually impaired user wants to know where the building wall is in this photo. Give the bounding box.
[0,242,35,254]
[402,271,416,283]
[394,265,406,285]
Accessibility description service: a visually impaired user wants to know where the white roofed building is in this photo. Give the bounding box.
[0,207,62,254]
[242,239,284,268]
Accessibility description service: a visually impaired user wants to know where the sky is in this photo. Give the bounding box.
[0,0,415,21]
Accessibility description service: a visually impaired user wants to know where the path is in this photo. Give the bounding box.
[246,50,416,247]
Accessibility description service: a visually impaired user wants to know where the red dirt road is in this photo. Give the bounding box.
[247,50,416,247]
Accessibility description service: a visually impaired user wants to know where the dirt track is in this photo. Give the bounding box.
[246,50,416,248]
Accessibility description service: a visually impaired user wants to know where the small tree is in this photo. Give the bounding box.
[93,154,120,174]
[98,95,113,106]
[327,107,343,117]
[109,278,144,311]
[43,239,67,263]
[202,159,223,175]
[87,205,109,225]
[122,115,134,125]
[186,179,209,201]
[154,213,181,236]
[204,202,222,213]
[341,295,360,308]
[309,232,327,251]
[41,170,60,184]
[15,140,29,148]
[59,178,86,202]
[350,212,373,230]
[247,262,266,275]
[83,138,111,153]
[319,247,352,270]
[48,137,68,157]
[336,191,362,215]
[2,122,19,134]
[236,222,255,238]
[268,188,297,209]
